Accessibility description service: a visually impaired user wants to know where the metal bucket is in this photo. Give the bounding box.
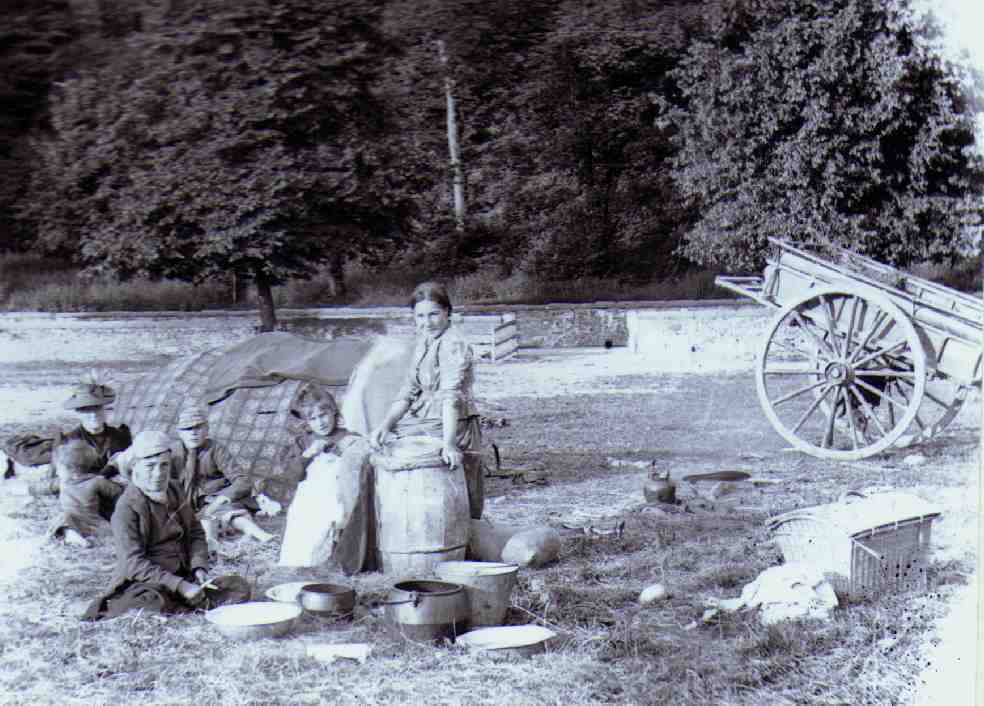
[434,561,518,627]
[383,579,470,643]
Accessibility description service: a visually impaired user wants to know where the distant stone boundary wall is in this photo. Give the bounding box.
[458,299,759,349]
[0,300,765,365]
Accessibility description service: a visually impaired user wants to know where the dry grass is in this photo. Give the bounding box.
[0,379,977,705]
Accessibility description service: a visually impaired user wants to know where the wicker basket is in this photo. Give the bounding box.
[766,492,940,601]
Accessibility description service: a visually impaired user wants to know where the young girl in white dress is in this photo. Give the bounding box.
[277,389,372,574]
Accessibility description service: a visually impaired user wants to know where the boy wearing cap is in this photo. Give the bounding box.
[83,430,248,620]
[171,407,274,548]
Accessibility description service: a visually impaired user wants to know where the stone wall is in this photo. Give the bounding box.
[459,300,760,350]
[508,306,628,348]
[0,300,761,366]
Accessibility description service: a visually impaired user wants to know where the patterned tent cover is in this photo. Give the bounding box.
[110,332,404,503]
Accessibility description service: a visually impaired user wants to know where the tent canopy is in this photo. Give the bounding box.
[203,332,376,404]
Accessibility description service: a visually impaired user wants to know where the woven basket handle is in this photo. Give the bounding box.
[838,490,866,505]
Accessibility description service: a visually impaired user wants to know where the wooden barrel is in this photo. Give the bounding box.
[374,464,470,576]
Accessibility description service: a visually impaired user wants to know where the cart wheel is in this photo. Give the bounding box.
[893,376,971,446]
[755,286,927,460]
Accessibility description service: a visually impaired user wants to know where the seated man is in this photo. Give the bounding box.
[83,430,248,620]
[10,383,132,495]
[110,407,275,549]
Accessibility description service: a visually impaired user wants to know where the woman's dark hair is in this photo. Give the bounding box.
[409,281,452,314]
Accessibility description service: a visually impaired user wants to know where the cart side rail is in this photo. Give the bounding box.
[770,253,981,345]
[767,238,983,327]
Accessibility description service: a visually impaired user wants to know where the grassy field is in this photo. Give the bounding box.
[0,374,976,706]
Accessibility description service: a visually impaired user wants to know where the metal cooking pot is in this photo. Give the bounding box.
[298,583,356,619]
[383,579,470,643]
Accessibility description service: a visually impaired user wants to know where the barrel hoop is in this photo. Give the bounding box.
[379,543,468,555]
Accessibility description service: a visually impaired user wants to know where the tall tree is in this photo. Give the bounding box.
[670,0,984,271]
[0,0,80,251]
[494,0,706,281]
[378,0,562,276]
[29,0,416,329]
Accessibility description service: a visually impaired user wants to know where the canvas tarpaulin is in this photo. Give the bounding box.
[202,332,376,404]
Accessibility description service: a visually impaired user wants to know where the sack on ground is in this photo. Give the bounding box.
[501,528,562,568]
[468,519,529,562]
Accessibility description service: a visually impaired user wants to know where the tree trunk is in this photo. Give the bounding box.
[232,271,250,305]
[329,252,347,299]
[254,269,277,332]
[437,39,465,231]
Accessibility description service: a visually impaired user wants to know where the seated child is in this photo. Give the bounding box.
[83,431,249,620]
[171,407,274,549]
[278,388,372,574]
[47,439,124,547]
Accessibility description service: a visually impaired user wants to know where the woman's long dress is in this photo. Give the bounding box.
[376,325,484,519]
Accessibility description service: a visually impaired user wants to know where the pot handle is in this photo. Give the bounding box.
[381,591,420,608]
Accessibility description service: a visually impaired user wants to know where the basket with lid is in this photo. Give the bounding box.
[766,491,941,601]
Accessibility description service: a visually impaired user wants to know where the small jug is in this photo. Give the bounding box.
[643,469,676,504]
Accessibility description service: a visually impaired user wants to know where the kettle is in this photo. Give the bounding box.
[644,468,676,504]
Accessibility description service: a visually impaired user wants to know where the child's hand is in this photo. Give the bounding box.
[207,496,231,510]
[178,580,205,605]
[302,439,328,459]
[256,494,282,518]
[63,529,92,548]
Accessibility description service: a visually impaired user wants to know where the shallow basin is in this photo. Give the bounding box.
[456,625,556,658]
[205,601,302,640]
[265,581,316,604]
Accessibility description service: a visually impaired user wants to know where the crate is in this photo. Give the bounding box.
[766,492,940,601]
[451,313,520,363]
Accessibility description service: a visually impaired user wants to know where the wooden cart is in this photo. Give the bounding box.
[716,238,982,460]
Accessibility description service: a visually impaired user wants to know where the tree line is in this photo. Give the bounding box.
[1,0,981,328]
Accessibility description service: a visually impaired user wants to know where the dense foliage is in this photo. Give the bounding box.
[0,0,79,251]
[2,0,981,321]
[25,1,429,327]
[671,0,984,270]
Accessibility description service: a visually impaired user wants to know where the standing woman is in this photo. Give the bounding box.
[370,282,484,519]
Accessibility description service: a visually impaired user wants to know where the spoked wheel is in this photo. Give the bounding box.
[894,375,971,446]
[755,286,927,460]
